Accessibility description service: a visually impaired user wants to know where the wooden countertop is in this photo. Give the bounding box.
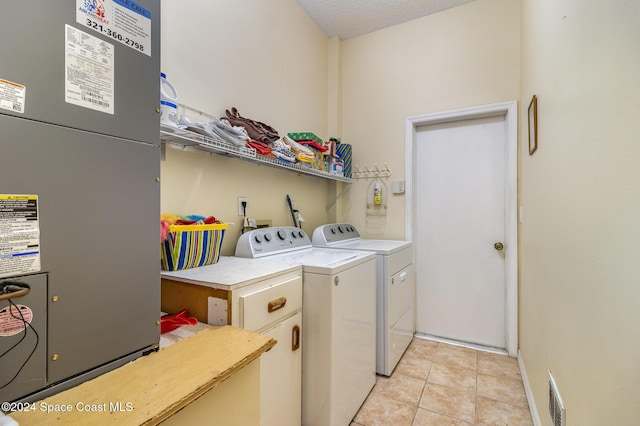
[9,326,275,425]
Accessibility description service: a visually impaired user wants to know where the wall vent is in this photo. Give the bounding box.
[548,371,566,426]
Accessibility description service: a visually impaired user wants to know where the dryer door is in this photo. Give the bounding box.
[386,265,415,375]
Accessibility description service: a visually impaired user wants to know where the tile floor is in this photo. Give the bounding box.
[351,338,533,425]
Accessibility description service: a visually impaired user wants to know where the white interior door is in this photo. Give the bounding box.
[415,115,506,349]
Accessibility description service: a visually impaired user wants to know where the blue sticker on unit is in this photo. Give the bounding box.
[113,0,151,19]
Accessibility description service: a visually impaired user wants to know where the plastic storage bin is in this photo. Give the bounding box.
[161,223,227,270]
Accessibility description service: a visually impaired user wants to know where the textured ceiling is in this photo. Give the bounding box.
[296,0,474,40]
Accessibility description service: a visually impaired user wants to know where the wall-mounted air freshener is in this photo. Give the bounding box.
[366,178,387,217]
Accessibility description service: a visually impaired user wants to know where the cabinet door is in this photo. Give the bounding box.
[259,312,302,426]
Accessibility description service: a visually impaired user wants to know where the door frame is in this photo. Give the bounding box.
[405,101,518,356]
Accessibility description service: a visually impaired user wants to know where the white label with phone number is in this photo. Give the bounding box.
[76,0,152,56]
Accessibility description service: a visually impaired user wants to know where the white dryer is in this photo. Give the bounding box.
[312,224,415,376]
[236,227,376,426]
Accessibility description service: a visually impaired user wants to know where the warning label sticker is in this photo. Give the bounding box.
[65,25,115,114]
[0,195,41,279]
[0,304,33,337]
[0,78,26,114]
[76,0,152,57]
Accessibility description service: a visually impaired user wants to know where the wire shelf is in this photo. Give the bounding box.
[160,124,352,183]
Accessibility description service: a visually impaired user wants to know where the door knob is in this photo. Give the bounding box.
[494,242,504,251]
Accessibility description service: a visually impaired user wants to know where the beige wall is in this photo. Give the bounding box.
[159,0,521,248]
[519,0,640,424]
[340,0,520,239]
[160,0,332,255]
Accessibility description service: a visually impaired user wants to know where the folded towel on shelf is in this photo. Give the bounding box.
[219,118,251,139]
[225,107,280,144]
[185,125,217,138]
[272,148,297,163]
[297,140,327,152]
[269,139,297,163]
[205,120,249,147]
[283,135,315,157]
[296,153,315,163]
[183,121,246,148]
[248,140,272,155]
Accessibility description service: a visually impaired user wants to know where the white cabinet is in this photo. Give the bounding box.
[161,257,303,426]
[235,274,303,426]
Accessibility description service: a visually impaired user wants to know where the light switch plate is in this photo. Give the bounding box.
[392,181,405,194]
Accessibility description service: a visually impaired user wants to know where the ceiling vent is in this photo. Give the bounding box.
[548,370,566,426]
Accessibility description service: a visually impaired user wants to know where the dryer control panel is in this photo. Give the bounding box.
[312,223,360,245]
[236,227,311,258]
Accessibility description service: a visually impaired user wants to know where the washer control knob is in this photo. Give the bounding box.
[298,231,305,238]
[338,225,344,233]
[264,233,272,242]
[291,231,298,238]
[330,228,336,234]
[254,234,263,243]
[277,230,286,240]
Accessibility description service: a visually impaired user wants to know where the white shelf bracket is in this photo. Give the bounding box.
[326,182,352,212]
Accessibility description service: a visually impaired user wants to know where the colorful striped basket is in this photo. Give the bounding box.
[161,223,227,271]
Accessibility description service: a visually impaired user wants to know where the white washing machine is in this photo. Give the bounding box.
[160,256,303,426]
[312,224,415,376]
[235,226,377,426]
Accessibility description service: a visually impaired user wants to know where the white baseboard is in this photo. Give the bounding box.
[414,333,508,355]
[518,350,542,426]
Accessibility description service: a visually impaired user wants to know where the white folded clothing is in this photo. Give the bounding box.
[284,135,314,156]
[202,121,248,147]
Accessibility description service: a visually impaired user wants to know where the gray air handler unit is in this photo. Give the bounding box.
[0,0,161,403]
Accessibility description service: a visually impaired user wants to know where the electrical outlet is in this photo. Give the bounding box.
[238,197,248,216]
